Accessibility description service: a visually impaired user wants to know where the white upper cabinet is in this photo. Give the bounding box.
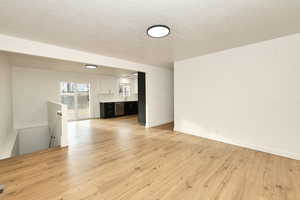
[100,76,117,94]
[133,77,138,94]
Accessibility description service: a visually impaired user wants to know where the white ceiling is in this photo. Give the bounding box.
[6,52,135,77]
[0,0,300,68]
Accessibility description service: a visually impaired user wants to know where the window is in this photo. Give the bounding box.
[60,82,76,93]
[60,82,90,120]
[77,83,89,92]
[119,84,131,97]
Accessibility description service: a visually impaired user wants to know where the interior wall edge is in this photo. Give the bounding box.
[147,119,174,128]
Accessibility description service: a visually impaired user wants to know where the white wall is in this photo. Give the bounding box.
[18,126,49,155]
[0,52,13,148]
[12,66,125,129]
[146,67,174,127]
[175,33,300,160]
[13,67,125,154]
[13,66,174,129]
[0,34,174,128]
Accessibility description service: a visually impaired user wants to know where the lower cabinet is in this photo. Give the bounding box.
[100,101,138,119]
[100,103,115,118]
[125,101,138,115]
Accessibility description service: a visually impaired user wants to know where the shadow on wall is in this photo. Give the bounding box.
[14,101,68,156]
[17,125,50,155]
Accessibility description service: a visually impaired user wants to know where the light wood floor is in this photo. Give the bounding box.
[1,115,300,200]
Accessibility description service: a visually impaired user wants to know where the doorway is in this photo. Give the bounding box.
[60,82,91,121]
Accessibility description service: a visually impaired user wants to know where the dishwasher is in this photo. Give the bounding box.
[115,102,125,116]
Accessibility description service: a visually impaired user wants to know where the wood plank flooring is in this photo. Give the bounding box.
[1,115,300,200]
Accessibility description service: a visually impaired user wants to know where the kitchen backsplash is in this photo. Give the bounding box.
[99,93,138,102]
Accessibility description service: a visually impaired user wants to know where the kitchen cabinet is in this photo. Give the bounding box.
[100,102,115,118]
[125,101,138,115]
[100,101,138,119]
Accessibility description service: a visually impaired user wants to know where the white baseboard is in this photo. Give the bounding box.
[0,129,18,160]
[15,123,48,130]
[174,126,300,161]
[147,120,173,128]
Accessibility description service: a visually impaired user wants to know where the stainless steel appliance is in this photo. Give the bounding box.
[115,102,125,116]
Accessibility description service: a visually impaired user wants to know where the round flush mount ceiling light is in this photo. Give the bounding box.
[147,25,170,38]
[85,64,98,69]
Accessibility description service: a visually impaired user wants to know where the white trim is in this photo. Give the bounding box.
[148,120,173,128]
[174,126,300,161]
[48,100,64,106]
[0,130,18,160]
[15,123,48,130]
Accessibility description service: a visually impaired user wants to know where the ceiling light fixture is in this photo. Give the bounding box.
[85,64,97,69]
[147,25,170,38]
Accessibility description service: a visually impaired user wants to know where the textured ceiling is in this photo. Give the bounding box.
[6,52,135,77]
[0,0,300,68]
